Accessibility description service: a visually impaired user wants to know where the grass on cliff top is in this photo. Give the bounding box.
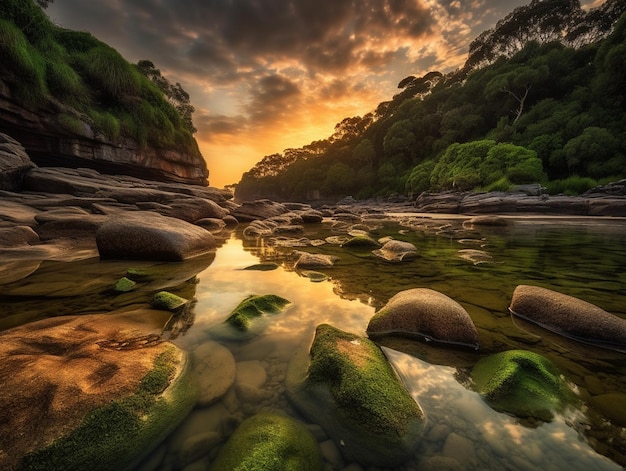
[0,0,199,156]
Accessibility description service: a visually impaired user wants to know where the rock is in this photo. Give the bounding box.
[589,393,626,427]
[366,288,479,350]
[96,211,216,261]
[152,291,189,312]
[471,350,572,421]
[0,132,36,191]
[210,412,323,471]
[463,215,509,226]
[300,209,324,223]
[372,239,418,262]
[165,197,228,222]
[113,276,137,292]
[457,249,494,265]
[294,251,339,269]
[195,217,227,233]
[0,225,39,247]
[243,262,280,271]
[299,270,330,282]
[0,312,198,471]
[34,207,108,240]
[210,294,291,340]
[286,324,425,467]
[341,235,381,248]
[509,285,626,352]
[192,341,236,407]
[231,199,289,222]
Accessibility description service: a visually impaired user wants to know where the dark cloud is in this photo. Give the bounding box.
[195,113,245,136]
[246,74,302,123]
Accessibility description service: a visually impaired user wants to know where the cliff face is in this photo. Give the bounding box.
[0,79,209,186]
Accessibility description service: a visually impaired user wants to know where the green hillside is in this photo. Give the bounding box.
[0,0,199,157]
[235,0,626,201]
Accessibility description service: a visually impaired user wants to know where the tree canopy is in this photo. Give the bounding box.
[235,1,626,202]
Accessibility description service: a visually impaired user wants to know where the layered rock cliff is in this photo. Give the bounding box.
[0,78,209,186]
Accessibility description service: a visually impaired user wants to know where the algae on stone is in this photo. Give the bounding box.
[211,412,323,471]
[471,349,572,422]
[210,294,291,340]
[152,291,189,312]
[286,324,425,467]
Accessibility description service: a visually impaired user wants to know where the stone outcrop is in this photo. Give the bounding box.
[413,188,626,216]
[286,324,425,467]
[0,311,199,471]
[367,288,480,349]
[372,239,418,262]
[0,132,36,191]
[0,80,208,185]
[509,285,626,352]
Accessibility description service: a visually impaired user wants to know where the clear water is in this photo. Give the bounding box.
[1,214,625,470]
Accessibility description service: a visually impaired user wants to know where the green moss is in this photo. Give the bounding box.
[58,113,84,135]
[211,412,323,471]
[243,262,280,271]
[341,235,381,248]
[225,294,291,332]
[471,350,572,421]
[151,291,189,312]
[113,277,136,293]
[18,346,197,471]
[307,324,422,434]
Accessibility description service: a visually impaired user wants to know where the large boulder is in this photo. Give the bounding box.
[286,324,425,467]
[211,412,323,471]
[471,350,573,421]
[0,311,198,471]
[367,288,479,350]
[96,211,216,261]
[509,285,626,352]
[0,132,35,191]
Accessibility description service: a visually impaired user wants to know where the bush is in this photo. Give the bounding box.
[545,176,597,195]
[405,160,436,195]
[46,60,89,103]
[76,45,141,100]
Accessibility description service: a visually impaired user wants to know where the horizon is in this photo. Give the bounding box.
[46,0,600,188]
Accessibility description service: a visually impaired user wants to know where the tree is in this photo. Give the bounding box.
[136,60,196,133]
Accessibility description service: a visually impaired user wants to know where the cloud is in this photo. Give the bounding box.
[46,0,533,187]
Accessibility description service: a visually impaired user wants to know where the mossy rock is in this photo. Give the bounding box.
[211,412,323,471]
[210,294,291,340]
[298,270,329,282]
[286,324,425,467]
[0,313,198,471]
[243,262,280,271]
[151,291,189,312]
[341,235,381,248]
[471,350,573,422]
[113,277,137,293]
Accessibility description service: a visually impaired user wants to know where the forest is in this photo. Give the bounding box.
[234,0,626,202]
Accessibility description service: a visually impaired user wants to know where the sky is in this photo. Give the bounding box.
[44,0,588,188]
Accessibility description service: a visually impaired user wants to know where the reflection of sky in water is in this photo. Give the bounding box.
[177,234,374,354]
[170,233,622,470]
[383,348,620,471]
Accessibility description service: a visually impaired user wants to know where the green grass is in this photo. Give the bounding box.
[545,175,598,195]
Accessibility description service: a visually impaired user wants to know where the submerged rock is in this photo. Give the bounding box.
[96,211,216,261]
[211,412,323,471]
[210,294,291,340]
[367,288,479,350]
[192,341,236,407]
[0,312,198,471]
[372,239,418,262]
[471,350,572,421]
[294,251,339,269]
[286,324,425,467]
[509,285,626,352]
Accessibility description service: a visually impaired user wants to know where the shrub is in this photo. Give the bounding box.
[76,45,141,100]
[545,176,597,195]
[46,60,89,103]
[58,112,85,135]
[88,110,120,141]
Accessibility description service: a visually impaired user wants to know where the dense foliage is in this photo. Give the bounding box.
[236,0,626,201]
[0,0,199,155]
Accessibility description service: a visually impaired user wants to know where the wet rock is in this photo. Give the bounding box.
[0,225,39,247]
[210,294,291,340]
[211,412,323,471]
[34,207,108,240]
[195,217,226,233]
[471,349,572,421]
[372,239,418,262]
[298,270,330,282]
[457,249,494,265]
[0,132,36,191]
[294,251,339,269]
[0,312,198,471]
[96,211,216,261]
[286,324,425,467]
[341,235,381,248]
[589,393,626,427]
[300,209,324,223]
[463,215,509,226]
[114,276,137,293]
[152,291,189,312]
[243,262,280,271]
[509,285,626,352]
[165,197,228,222]
[192,341,236,407]
[367,288,479,350]
[231,199,289,222]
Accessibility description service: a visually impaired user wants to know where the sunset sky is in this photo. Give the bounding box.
[45,0,596,188]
